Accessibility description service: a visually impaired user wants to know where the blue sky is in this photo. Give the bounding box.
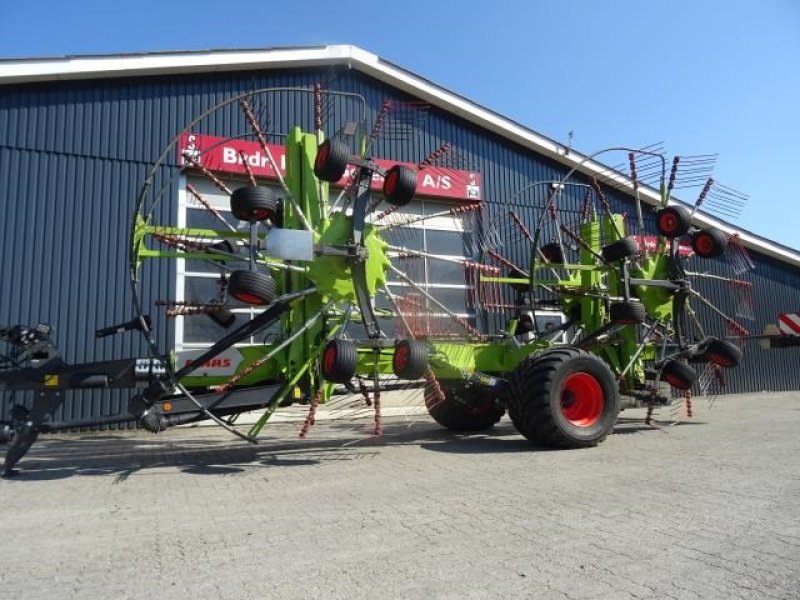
[2,0,798,249]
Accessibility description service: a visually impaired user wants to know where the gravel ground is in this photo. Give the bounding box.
[1,391,799,599]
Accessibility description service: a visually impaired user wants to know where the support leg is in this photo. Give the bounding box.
[3,392,65,476]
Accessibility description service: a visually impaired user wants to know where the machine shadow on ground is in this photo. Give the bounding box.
[1,415,702,482]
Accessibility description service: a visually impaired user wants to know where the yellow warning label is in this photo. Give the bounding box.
[293,386,302,399]
[43,374,59,387]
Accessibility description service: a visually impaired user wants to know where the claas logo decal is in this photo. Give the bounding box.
[184,358,232,368]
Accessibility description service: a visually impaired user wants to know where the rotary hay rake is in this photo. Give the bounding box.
[1,86,753,474]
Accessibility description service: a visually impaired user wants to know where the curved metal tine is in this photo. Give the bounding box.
[185,183,238,233]
[381,284,415,339]
[723,235,755,275]
[386,245,478,272]
[387,263,482,339]
[590,143,666,188]
[325,385,373,423]
[684,271,741,284]
[363,100,393,156]
[686,272,754,322]
[688,289,741,332]
[457,205,487,258]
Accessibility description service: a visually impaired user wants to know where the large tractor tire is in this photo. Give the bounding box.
[505,347,620,448]
[425,380,504,432]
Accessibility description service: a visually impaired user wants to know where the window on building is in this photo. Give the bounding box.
[176,177,476,350]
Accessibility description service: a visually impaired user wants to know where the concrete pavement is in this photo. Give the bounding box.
[1,391,799,599]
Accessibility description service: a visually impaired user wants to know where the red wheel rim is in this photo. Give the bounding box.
[315,143,329,169]
[385,170,398,195]
[658,211,678,234]
[323,346,336,375]
[394,344,409,373]
[664,373,688,389]
[694,234,715,256]
[560,372,604,427]
[233,292,265,305]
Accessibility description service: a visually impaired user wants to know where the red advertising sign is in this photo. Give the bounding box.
[178,133,482,201]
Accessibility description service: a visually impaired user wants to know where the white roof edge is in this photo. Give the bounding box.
[2,44,798,268]
[0,45,352,83]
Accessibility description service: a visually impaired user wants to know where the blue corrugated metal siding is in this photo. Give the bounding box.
[1,66,799,428]
[0,69,339,425]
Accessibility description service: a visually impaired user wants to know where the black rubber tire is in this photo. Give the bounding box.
[321,339,357,383]
[227,270,277,306]
[505,347,620,448]
[659,360,697,390]
[702,337,742,368]
[392,339,429,380]
[425,380,505,432]
[691,228,728,259]
[601,236,638,262]
[383,165,417,206]
[540,242,564,263]
[230,186,279,222]
[609,301,646,325]
[655,205,692,238]
[314,139,349,182]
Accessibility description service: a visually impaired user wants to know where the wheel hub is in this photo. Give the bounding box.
[305,213,390,302]
[560,372,604,427]
[659,212,677,233]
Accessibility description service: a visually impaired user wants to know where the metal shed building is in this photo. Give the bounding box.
[1,45,798,425]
